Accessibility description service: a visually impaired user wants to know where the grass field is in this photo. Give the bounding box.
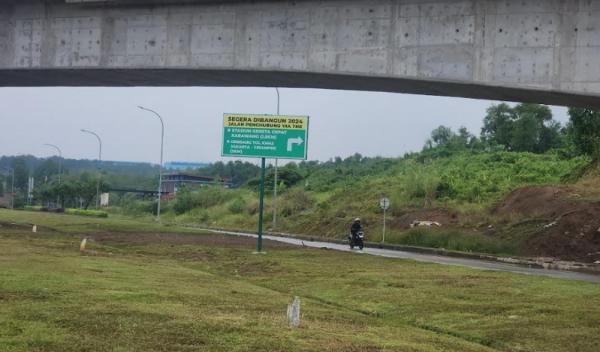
[1,209,599,351]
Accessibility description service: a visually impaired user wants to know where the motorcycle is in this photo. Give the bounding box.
[348,231,365,250]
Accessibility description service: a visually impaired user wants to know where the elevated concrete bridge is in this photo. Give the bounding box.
[1,0,600,107]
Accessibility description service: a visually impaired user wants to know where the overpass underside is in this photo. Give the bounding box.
[1,0,600,107]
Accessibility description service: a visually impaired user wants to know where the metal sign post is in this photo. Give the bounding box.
[222,113,309,252]
[379,197,390,243]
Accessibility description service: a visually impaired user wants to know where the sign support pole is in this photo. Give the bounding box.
[382,207,386,243]
[257,157,266,253]
[379,197,389,244]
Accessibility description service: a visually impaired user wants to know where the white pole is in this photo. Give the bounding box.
[382,207,387,243]
[138,106,165,222]
[44,143,62,206]
[80,129,102,209]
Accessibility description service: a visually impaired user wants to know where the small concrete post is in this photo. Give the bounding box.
[32,225,37,233]
[80,238,87,252]
[287,296,300,328]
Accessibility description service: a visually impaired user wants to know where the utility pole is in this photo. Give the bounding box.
[272,87,280,230]
[80,129,102,208]
[138,106,165,222]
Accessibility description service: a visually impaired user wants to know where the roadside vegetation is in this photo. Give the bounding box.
[1,209,599,352]
[4,105,600,260]
[148,105,600,259]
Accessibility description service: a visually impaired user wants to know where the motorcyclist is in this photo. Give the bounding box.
[350,218,363,239]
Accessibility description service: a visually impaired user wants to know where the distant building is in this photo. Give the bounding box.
[164,161,208,171]
[161,172,234,196]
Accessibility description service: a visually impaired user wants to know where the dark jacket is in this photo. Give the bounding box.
[350,222,362,235]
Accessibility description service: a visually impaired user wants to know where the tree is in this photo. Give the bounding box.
[10,157,29,192]
[567,107,600,157]
[202,160,260,185]
[30,172,109,209]
[481,103,516,148]
[265,164,304,189]
[33,183,58,205]
[430,125,455,147]
[422,125,479,155]
[511,113,539,152]
[34,159,59,184]
[481,103,564,153]
[78,173,109,209]
[538,120,564,153]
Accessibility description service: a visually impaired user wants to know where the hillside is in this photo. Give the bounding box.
[148,151,600,261]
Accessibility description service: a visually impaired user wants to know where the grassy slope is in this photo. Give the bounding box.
[1,209,600,351]
[156,152,590,256]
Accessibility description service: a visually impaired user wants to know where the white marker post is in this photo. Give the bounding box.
[287,296,301,328]
[379,197,390,243]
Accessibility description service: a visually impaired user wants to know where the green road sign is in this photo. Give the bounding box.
[222,113,309,160]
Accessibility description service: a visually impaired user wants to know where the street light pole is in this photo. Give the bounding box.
[10,168,14,209]
[80,129,102,208]
[272,87,280,230]
[43,144,62,184]
[5,167,15,209]
[138,106,164,222]
[43,143,63,207]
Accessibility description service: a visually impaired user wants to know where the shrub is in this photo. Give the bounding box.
[173,186,235,215]
[118,194,155,215]
[396,228,516,255]
[279,189,315,217]
[228,198,247,214]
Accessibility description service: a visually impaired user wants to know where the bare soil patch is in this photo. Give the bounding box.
[89,232,294,249]
[493,186,600,262]
[0,221,31,230]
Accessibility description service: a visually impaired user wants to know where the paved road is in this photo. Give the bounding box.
[207,229,600,283]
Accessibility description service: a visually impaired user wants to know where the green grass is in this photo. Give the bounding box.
[0,208,207,236]
[64,208,109,218]
[23,207,109,218]
[377,228,518,256]
[1,209,599,351]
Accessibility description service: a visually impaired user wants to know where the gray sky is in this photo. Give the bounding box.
[0,87,569,165]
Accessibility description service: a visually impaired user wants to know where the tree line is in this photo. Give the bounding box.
[423,104,600,157]
[3,104,600,209]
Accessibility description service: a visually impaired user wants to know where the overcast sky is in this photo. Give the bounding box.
[0,87,569,165]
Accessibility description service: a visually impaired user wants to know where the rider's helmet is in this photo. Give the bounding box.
[354,217,361,223]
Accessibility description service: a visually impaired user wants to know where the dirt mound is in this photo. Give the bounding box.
[493,186,600,262]
[392,209,459,229]
[525,209,600,262]
[493,186,580,218]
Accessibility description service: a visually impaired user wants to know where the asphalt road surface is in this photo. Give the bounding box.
[207,229,600,283]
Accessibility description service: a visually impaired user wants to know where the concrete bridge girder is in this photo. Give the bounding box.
[0,0,600,107]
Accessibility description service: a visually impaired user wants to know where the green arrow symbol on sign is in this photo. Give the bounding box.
[287,137,303,152]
